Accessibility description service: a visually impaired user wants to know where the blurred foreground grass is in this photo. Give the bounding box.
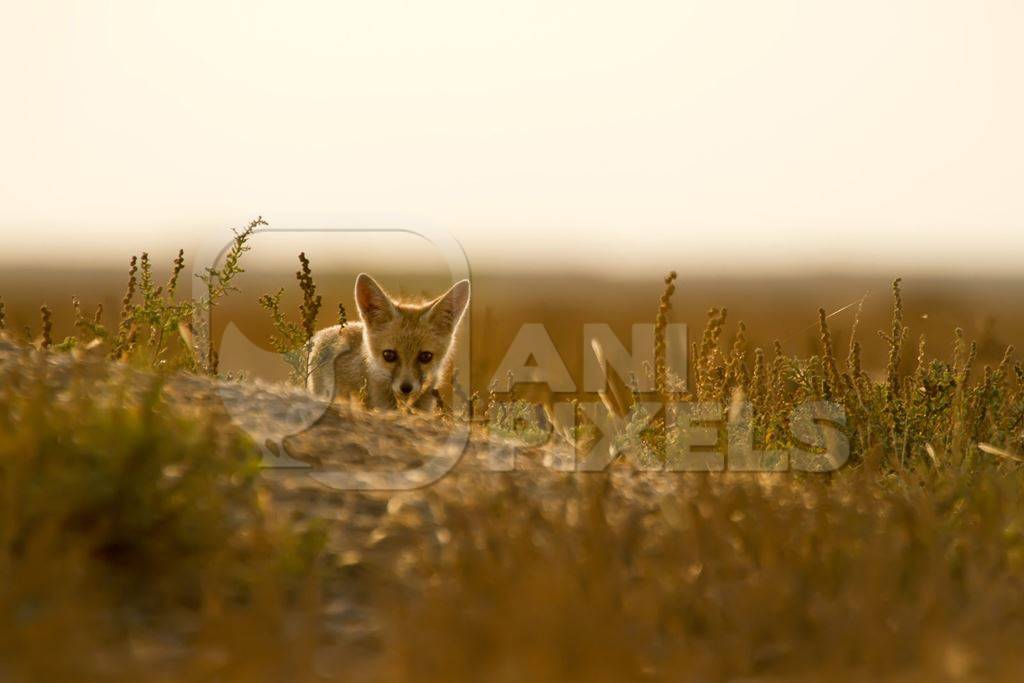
[2,333,1024,681]
[1,233,1023,680]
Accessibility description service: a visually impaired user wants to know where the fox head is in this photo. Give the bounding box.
[354,273,470,406]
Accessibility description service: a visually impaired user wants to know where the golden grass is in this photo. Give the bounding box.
[1,225,1024,680]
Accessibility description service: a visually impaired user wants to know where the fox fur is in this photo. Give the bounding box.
[306,274,470,411]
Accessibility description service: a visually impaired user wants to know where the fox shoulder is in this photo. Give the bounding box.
[306,323,366,398]
[309,322,364,357]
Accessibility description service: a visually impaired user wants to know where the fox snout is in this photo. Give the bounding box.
[392,372,422,402]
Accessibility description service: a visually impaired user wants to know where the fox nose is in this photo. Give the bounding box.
[399,382,414,395]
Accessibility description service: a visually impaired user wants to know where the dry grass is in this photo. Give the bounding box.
[1,227,1024,680]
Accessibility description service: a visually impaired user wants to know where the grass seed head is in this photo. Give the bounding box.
[296,252,322,340]
[654,270,677,396]
[40,304,53,349]
[817,307,841,398]
[166,249,186,298]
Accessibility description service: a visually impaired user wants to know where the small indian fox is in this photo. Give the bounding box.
[306,274,470,411]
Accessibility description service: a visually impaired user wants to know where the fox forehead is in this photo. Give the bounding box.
[365,305,450,356]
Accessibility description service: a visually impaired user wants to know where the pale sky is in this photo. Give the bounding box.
[1,0,1022,275]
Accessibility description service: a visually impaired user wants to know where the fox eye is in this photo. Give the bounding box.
[382,349,398,363]
[418,351,434,364]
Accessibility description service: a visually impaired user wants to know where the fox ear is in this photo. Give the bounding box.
[425,280,470,333]
[355,273,396,327]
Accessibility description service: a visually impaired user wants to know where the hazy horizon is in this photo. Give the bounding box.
[2,1,1023,275]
